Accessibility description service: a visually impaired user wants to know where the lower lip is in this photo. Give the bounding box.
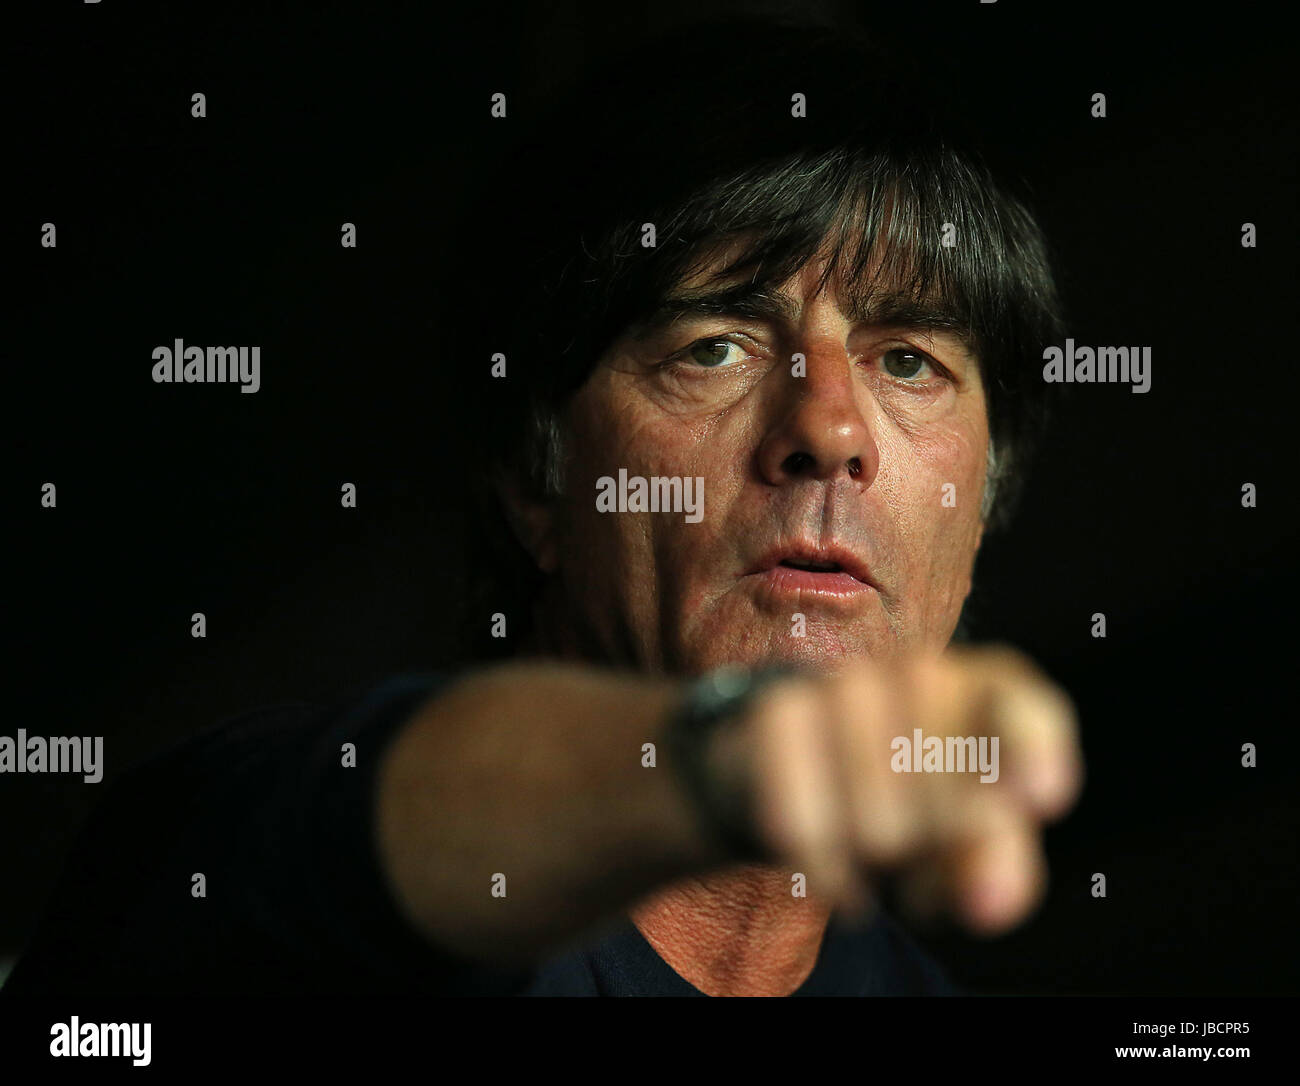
[751,565,876,599]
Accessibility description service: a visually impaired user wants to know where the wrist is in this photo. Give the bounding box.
[663,666,793,863]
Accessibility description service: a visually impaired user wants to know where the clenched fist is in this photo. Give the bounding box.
[706,645,1084,935]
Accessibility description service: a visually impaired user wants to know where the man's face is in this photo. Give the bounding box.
[521,246,990,676]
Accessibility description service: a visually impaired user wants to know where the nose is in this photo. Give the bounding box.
[756,344,880,487]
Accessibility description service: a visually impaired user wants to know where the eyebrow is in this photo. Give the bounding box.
[628,284,974,345]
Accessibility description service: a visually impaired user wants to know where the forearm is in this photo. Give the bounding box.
[373,661,726,964]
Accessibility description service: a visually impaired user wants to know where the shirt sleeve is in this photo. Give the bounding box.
[1,672,537,996]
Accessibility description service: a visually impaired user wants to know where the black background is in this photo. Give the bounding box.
[6,0,1297,994]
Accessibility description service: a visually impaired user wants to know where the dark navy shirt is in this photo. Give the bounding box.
[3,673,957,996]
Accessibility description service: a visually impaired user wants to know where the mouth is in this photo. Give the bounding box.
[780,557,848,573]
[743,544,880,603]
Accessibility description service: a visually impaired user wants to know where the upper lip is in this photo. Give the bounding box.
[746,542,879,589]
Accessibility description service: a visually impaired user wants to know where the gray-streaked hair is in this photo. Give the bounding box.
[448,16,1064,654]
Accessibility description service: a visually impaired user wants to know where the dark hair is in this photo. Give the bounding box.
[445,16,1065,656]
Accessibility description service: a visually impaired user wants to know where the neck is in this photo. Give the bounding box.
[630,864,832,997]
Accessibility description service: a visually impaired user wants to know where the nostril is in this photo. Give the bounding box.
[847,456,862,478]
[782,451,814,475]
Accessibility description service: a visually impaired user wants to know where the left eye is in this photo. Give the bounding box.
[881,347,935,380]
[684,338,744,367]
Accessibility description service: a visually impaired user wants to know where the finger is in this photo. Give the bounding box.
[892,654,1002,851]
[829,665,921,869]
[943,803,1048,935]
[748,679,864,914]
[955,645,1085,821]
[891,783,1008,925]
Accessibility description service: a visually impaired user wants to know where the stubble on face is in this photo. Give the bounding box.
[536,243,990,677]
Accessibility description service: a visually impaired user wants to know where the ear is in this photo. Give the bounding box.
[959,520,986,608]
[493,465,561,575]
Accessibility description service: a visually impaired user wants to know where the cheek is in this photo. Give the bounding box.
[577,372,702,470]
[575,377,746,522]
[884,417,987,602]
[557,387,718,595]
[915,420,988,514]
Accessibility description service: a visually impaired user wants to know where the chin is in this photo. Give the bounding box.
[679,625,890,676]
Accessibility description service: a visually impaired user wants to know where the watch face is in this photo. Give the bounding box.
[697,666,797,722]
[697,668,753,715]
